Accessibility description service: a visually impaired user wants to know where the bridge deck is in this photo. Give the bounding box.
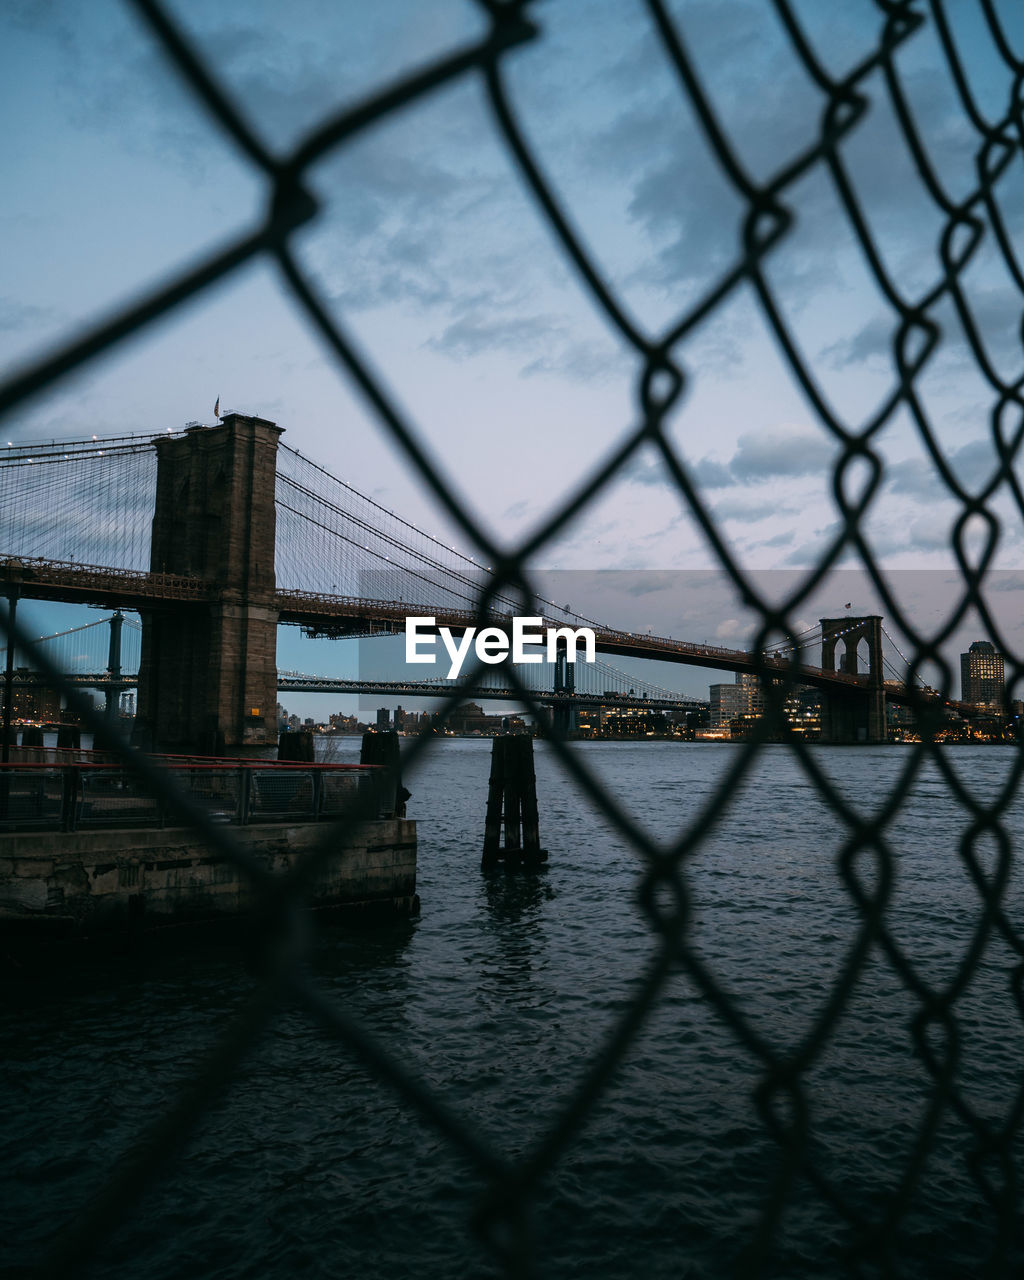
[2,554,914,700]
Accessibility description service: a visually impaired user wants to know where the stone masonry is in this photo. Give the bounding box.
[135,414,282,754]
[0,819,418,935]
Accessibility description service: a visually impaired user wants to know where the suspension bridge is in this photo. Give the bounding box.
[0,414,937,749]
[2,615,705,713]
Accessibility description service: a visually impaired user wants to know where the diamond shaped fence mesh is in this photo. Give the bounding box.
[3,1,1024,1276]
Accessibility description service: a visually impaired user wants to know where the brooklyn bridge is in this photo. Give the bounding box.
[0,413,928,750]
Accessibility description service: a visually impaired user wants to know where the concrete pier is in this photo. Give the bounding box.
[0,818,417,939]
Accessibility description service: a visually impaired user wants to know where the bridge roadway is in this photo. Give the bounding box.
[0,552,909,704]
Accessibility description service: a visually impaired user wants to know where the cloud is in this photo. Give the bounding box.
[521,339,631,383]
[636,428,836,511]
[24,2,483,178]
[618,570,688,598]
[625,442,813,497]
[885,438,1005,499]
[865,514,957,559]
[691,456,734,489]
[818,313,895,369]
[621,454,669,488]
[961,286,1024,375]
[755,529,796,548]
[423,292,630,382]
[0,297,59,332]
[427,310,562,360]
[884,456,935,498]
[904,515,955,553]
[709,496,787,524]
[588,0,825,302]
[729,427,836,481]
[781,519,844,566]
[597,9,1002,331]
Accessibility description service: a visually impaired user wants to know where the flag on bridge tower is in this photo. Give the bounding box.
[213,396,221,419]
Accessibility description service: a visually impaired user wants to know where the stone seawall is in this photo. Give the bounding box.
[0,819,417,937]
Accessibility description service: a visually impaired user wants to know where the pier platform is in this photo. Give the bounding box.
[0,756,417,939]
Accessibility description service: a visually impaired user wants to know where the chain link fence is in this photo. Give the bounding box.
[3,0,1024,1275]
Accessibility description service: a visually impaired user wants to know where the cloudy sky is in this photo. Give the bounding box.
[3,0,1024,707]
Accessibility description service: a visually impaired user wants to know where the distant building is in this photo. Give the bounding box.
[709,682,742,728]
[376,707,391,729]
[574,705,668,737]
[709,673,765,730]
[710,674,821,739]
[784,688,821,738]
[735,672,764,717]
[449,702,486,734]
[8,678,61,723]
[447,702,526,735]
[960,641,1004,706]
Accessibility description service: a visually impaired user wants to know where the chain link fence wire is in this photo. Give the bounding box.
[4,0,1024,1275]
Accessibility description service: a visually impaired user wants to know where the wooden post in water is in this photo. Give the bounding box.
[360,730,407,818]
[482,734,546,869]
[520,739,541,855]
[483,737,507,865]
[279,730,315,762]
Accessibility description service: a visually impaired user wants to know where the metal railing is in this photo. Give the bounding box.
[0,553,214,603]
[0,760,383,833]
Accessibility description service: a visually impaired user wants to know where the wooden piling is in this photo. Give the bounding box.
[279,730,315,762]
[482,734,546,869]
[483,737,506,863]
[360,730,407,818]
[520,740,541,854]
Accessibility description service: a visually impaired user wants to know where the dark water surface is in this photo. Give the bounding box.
[4,741,1024,1277]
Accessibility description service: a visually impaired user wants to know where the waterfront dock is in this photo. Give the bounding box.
[0,755,417,938]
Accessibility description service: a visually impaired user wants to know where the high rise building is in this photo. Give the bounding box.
[709,673,765,732]
[709,682,742,728]
[736,671,764,717]
[960,640,1004,706]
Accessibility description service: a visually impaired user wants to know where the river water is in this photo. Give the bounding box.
[3,740,1024,1278]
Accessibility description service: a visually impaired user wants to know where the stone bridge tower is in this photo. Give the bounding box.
[818,615,886,743]
[134,414,282,755]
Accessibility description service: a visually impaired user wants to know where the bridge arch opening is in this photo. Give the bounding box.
[833,638,849,675]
